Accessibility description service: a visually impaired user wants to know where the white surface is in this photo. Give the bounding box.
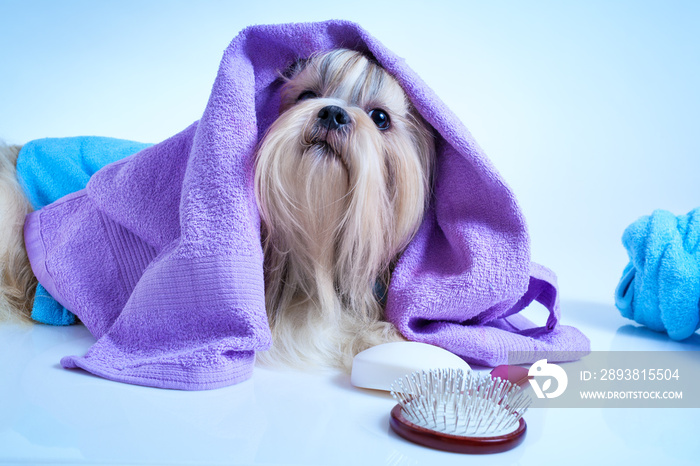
[1,303,699,465]
[1,1,699,465]
[350,341,471,391]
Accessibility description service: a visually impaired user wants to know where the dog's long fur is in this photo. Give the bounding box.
[0,49,435,370]
[0,142,35,323]
[254,50,434,369]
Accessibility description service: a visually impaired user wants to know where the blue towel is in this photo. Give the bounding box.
[16,137,151,325]
[615,208,700,340]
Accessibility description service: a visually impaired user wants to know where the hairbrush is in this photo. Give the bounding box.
[389,368,532,454]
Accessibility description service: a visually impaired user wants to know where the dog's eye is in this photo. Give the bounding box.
[368,109,391,130]
[297,90,318,101]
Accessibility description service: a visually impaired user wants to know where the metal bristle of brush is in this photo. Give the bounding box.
[389,368,532,454]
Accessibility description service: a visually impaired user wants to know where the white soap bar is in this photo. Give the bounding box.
[350,341,471,391]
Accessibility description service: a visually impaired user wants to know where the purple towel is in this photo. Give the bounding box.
[24,20,589,390]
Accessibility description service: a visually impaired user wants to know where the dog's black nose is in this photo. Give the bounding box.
[317,105,349,130]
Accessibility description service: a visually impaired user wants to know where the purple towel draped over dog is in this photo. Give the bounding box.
[24,20,589,390]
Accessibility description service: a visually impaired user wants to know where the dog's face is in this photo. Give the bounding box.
[255,50,434,299]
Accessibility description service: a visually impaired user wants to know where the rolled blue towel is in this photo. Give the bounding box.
[615,208,700,340]
[16,137,151,325]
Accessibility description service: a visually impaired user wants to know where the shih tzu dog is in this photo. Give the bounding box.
[255,49,435,369]
[0,49,435,371]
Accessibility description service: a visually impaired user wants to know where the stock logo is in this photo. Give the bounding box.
[528,359,568,399]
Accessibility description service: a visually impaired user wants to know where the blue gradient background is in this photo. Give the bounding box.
[1,0,698,306]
